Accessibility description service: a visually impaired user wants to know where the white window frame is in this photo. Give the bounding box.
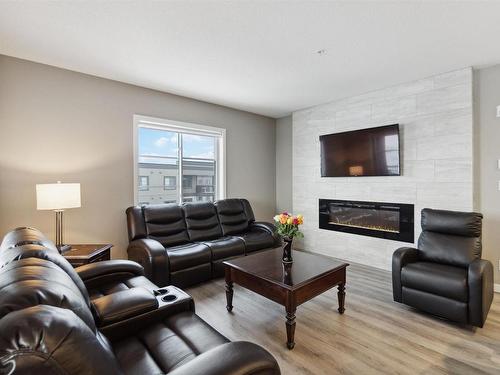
[133,114,226,205]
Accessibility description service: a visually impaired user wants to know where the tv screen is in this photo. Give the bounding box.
[320,124,400,177]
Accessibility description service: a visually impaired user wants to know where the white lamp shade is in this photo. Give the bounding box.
[36,183,81,210]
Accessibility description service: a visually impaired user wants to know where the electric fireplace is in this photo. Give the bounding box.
[319,199,414,243]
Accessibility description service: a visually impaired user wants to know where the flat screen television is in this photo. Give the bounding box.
[320,124,401,177]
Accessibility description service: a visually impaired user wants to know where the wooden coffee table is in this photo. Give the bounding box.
[223,248,349,349]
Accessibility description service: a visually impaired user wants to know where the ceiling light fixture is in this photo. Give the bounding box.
[316,49,327,55]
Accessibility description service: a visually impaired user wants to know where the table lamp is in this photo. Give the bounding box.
[36,181,81,253]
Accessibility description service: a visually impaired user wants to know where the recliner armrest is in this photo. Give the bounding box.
[76,260,145,290]
[92,287,159,327]
[392,247,419,302]
[250,221,281,246]
[127,238,169,286]
[167,341,280,375]
[100,288,195,342]
[468,258,494,327]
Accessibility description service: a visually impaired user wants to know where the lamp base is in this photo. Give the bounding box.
[57,244,72,254]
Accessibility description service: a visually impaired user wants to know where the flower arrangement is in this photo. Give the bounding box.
[273,212,304,239]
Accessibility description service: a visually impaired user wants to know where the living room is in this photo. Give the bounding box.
[0,1,499,374]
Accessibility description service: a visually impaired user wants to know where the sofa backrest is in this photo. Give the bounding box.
[126,206,147,242]
[183,202,222,241]
[418,208,483,267]
[0,228,125,374]
[215,199,254,236]
[0,253,97,331]
[0,305,123,375]
[0,228,91,307]
[142,204,190,247]
[0,226,58,251]
[126,198,258,243]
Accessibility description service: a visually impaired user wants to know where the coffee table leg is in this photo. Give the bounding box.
[225,281,233,312]
[337,283,346,314]
[285,307,296,349]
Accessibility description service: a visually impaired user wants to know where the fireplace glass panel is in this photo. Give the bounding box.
[319,199,414,243]
[328,203,400,233]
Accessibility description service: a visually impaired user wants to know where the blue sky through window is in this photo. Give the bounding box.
[139,127,215,164]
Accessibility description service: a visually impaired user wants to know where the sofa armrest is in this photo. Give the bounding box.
[75,260,145,290]
[468,259,494,327]
[127,238,169,287]
[92,287,159,327]
[167,341,280,375]
[100,290,195,342]
[250,221,281,246]
[392,247,420,302]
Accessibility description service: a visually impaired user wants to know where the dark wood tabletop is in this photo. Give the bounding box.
[224,247,348,290]
[63,244,112,267]
[224,248,349,349]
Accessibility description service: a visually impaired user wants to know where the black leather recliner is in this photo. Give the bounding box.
[392,208,494,327]
[0,227,281,374]
[127,198,280,287]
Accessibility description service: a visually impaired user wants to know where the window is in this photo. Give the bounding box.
[134,115,225,205]
[138,176,149,191]
[197,176,213,185]
[164,176,176,190]
[183,176,193,189]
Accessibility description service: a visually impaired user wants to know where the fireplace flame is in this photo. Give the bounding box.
[328,220,400,233]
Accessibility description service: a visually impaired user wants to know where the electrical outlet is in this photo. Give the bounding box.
[498,259,500,271]
[497,105,500,117]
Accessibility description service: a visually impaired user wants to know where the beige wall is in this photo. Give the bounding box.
[0,55,276,259]
[475,65,500,284]
[275,115,293,213]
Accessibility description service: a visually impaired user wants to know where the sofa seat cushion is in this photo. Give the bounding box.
[235,230,276,253]
[201,236,245,261]
[167,243,211,272]
[88,275,157,300]
[401,262,468,302]
[113,312,228,375]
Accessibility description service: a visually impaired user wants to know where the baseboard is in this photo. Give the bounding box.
[495,284,500,293]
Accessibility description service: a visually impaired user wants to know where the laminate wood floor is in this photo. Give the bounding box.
[186,259,500,375]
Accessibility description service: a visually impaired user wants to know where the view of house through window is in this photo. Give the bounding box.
[135,116,225,205]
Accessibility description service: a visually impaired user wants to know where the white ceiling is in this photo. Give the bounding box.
[1,1,500,118]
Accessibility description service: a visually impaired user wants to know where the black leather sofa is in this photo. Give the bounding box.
[127,198,280,287]
[0,227,280,375]
[393,208,494,327]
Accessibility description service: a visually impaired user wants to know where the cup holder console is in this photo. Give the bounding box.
[154,286,189,306]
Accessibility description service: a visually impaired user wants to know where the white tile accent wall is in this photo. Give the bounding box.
[292,68,474,270]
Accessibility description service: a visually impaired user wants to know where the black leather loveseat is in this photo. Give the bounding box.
[127,198,280,287]
[0,227,280,375]
[392,208,494,327]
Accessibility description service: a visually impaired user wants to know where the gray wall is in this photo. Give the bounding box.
[0,55,276,259]
[275,115,293,213]
[475,65,500,284]
[292,68,474,270]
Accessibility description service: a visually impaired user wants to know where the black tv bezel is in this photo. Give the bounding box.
[319,124,401,178]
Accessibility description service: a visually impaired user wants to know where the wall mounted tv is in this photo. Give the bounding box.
[320,124,401,177]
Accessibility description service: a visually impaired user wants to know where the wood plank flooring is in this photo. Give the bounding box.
[186,259,500,375]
